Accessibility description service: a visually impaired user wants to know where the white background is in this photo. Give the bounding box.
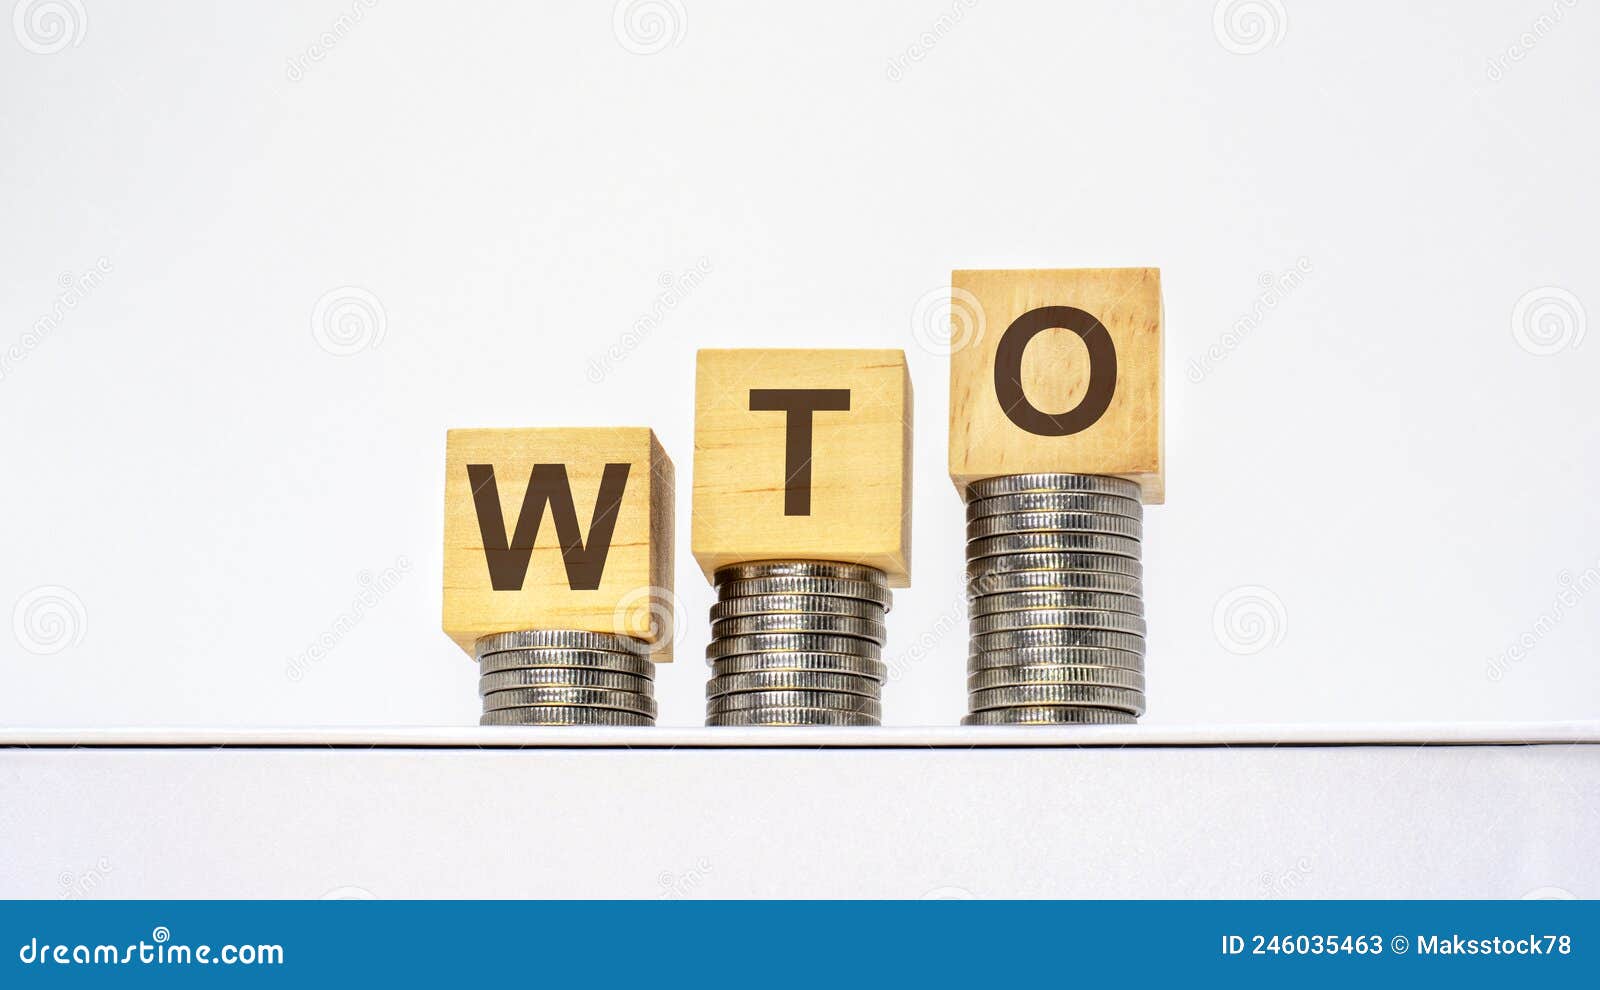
[2,1,1597,730]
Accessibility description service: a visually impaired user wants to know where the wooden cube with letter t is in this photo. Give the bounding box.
[691,349,913,586]
[948,268,1164,502]
[441,427,675,659]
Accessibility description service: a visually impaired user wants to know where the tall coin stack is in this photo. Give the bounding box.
[705,561,890,726]
[475,629,658,726]
[963,473,1147,725]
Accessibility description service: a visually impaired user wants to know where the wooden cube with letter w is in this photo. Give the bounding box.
[441,427,675,659]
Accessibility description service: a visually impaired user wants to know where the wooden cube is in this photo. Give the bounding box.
[692,349,913,587]
[441,427,675,660]
[948,268,1164,502]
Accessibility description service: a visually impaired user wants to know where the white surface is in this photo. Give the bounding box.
[2,2,1599,730]
[2,742,1594,899]
[2,720,1598,748]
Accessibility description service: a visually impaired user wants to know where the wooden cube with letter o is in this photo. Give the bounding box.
[948,268,1164,502]
[441,427,675,659]
[692,349,913,586]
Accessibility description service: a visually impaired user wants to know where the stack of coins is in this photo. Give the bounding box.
[475,629,657,726]
[963,473,1147,725]
[705,561,891,726]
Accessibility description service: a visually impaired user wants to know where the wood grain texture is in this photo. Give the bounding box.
[948,268,1164,503]
[441,427,675,660]
[692,349,913,587]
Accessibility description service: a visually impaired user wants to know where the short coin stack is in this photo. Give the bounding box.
[964,473,1147,725]
[705,561,890,726]
[476,629,657,726]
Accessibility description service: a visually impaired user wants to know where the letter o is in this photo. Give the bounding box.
[993,306,1117,436]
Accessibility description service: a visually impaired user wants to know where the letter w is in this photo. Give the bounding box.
[466,463,631,591]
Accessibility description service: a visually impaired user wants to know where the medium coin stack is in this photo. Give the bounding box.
[705,561,890,726]
[964,473,1147,725]
[475,629,657,726]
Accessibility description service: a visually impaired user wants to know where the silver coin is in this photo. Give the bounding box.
[970,628,1145,656]
[481,707,654,727]
[966,552,1142,581]
[970,590,1144,617]
[478,649,656,679]
[710,653,888,681]
[710,594,885,621]
[966,491,1142,523]
[961,707,1136,726]
[968,569,1144,598]
[707,690,883,718]
[711,613,886,644]
[707,670,881,699]
[969,683,1145,715]
[481,687,658,717]
[969,609,1147,637]
[968,532,1141,562]
[967,511,1143,542]
[707,708,879,727]
[479,668,654,696]
[966,473,1142,501]
[968,646,1145,672]
[474,629,648,658]
[714,561,888,586]
[967,664,1146,692]
[707,633,884,661]
[717,576,892,609]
